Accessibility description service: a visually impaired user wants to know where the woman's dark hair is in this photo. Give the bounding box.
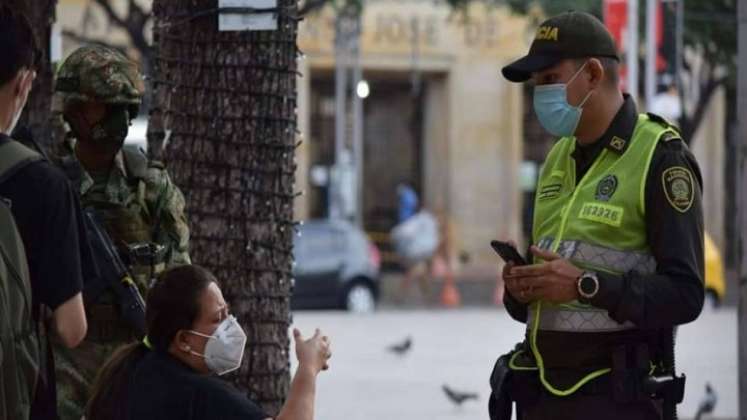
[86,265,218,420]
[0,5,39,86]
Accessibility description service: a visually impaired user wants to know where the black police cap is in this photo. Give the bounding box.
[502,11,620,83]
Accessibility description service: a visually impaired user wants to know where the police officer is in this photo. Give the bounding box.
[50,45,191,420]
[491,12,704,420]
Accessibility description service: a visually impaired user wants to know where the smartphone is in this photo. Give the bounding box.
[490,240,527,266]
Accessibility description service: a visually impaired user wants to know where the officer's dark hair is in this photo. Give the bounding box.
[0,5,39,87]
[86,265,219,420]
[575,57,619,87]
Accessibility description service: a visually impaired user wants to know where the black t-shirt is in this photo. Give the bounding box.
[127,351,269,420]
[0,134,90,419]
[0,136,87,310]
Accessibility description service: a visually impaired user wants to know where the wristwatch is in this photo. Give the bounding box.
[576,271,599,303]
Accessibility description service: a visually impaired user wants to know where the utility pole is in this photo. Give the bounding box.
[644,0,657,110]
[675,0,683,97]
[737,0,747,417]
[332,4,364,225]
[352,29,364,228]
[332,13,349,220]
[627,0,639,99]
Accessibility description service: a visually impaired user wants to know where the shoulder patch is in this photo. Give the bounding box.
[662,166,695,213]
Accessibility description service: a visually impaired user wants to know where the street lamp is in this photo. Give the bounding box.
[356,79,370,99]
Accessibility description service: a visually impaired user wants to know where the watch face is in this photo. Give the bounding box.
[580,275,597,296]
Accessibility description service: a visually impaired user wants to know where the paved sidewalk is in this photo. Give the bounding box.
[290,307,737,420]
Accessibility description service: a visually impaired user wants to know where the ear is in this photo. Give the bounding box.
[174,330,192,352]
[14,69,35,98]
[586,58,604,90]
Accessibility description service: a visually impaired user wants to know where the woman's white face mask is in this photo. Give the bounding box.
[186,315,247,376]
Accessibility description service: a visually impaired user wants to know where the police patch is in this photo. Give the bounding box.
[662,166,695,213]
[595,175,618,201]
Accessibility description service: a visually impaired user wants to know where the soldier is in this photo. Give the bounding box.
[51,45,191,420]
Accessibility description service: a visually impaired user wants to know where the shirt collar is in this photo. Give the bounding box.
[66,138,128,195]
[571,94,638,158]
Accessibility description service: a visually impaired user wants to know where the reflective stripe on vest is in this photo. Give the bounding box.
[532,237,654,332]
[537,237,657,276]
[526,305,635,332]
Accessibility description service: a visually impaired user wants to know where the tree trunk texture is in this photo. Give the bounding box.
[152,0,298,414]
[9,0,57,148]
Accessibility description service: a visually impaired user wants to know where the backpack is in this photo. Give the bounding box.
[0,139,43,420]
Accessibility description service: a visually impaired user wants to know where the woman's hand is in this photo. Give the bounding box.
[293,328,332,375]
[278,329,332,420]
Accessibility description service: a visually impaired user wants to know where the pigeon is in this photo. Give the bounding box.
[442,384,479,406]
[387,336,412,356]
[694,382,717,420]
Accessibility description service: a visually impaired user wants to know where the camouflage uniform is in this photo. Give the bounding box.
[50,45,191,420]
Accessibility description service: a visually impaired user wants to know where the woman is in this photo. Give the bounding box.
[86,265,332,420]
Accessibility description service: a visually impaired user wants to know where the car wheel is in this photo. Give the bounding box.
[344,282,376,314]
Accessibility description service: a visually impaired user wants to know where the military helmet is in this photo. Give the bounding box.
[54,45,144,110]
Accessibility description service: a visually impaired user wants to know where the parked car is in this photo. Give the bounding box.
[292,219,381,313]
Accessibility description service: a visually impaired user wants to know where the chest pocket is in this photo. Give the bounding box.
[86,200,152,247]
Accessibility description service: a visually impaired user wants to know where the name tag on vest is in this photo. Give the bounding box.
[579,202,624,227]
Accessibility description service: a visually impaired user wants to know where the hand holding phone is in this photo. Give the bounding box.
[490,240,527,266]
[492,240,533,303]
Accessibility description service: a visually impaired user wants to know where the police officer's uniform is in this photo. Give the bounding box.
[491,12,704,420]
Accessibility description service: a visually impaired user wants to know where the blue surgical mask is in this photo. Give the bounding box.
[533,62,594,137]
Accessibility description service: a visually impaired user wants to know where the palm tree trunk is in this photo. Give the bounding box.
[152,0,298,414]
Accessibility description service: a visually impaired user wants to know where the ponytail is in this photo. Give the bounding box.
[85,342,149,420]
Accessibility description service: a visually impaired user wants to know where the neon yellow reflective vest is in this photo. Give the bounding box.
[515,114,679,396]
